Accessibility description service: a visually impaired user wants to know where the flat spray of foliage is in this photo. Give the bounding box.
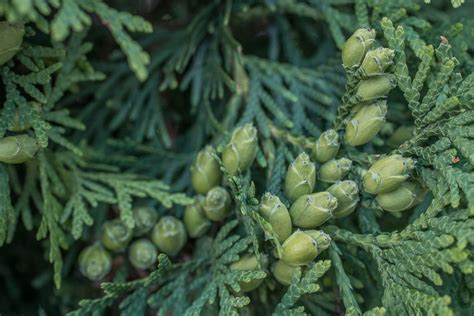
[0,0,472,315]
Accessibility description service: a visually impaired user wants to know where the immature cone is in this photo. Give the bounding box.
[132,207,158,236]
[202,186,232,221]
[0,135,39,164]
[387,126,414,148]
[360,48,395,76]
[281,230,331,266]
[9,102,42,132]
[318,158,352,183]
[259,193,292,242]
[272,260,300,286]
[311,129,340,163]
[78,244,112,281]
[151,216,187,257]
[128,239,158,270]
[222,124,258,175]
[0,22,25,65]
[284,152,316,201]
[191,146,222,194]
[355,75,396,101]
[345,101,388,146]
[342,28,376,68]
[101,219,133,252]
[230,254,266,292]
[327,180,360,218]
[289,192,337,228]
[376,181,427,212]
[184,197,211,238]
[363,155,415,194]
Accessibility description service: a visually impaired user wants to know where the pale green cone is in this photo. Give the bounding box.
[128,239,158,270]
[78,244,112,281]
[355,75,396,102]
[222,123,258,175]
[318,158,352,183]
[184,197,211,238]
[327,180,360,218]
[272,260,300,286]
[259,193,292,242]
[289,192,337,228]
[284,152,316,201]
[363,155,415,194]
[281,230,331,266]
[376,181,427,212]
[101,219,133,252]
[342,28,376,68]
[311,129,340,163]
[230,254,267,292]
[360,48,395,76]
[345,101,387,146]
[202,186,232,221]
[132,206,159,236]
[0,135,39,164]
[387,126,414,148]
[151,216,187,257]
[0,22,24,65]
[191,146,222,194]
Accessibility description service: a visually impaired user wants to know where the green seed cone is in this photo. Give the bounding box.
[9,102,42,132]
[0,135,39,164]
[387,126,414,148]
[311,129,340,163]
[289,192,337,228]
[132,206,159,236]
[78,244,112,281]
[355,75,396,102]
[363,155,415,194]
[222,123,258,175]
[151,216,187,257]
[342,28,376,68]
[272,260,300,286]
[281,230,331,266]
[327,180,360,218]
[101,219,133,252]
[202,186,232,221]
[230,254,266,292]
[259,193,292,242]
[360,48,395,76]
[318,158,352,183]
[128,239,158,270]
[184,197,211,238]
[191,146,222,194]
[376,181,427,212]
[0,22,24,65]
[345,101,387,146]
[284,152,316,201]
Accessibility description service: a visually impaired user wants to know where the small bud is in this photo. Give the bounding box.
[222,123,258,175]
[184,197,211,238]
[132,207,158,236]
[78,244,112,281]
[311,129,340,163]
[345,101,387,146]
[202,186,232,221]
[376,181,427,212]
[0,135,39,164]
[387,126,414,148]
[363,155,415,194]
[284,152,316,201]
[0,22,24,65]
[289,192,337,228]
[128,239,158,270]
[281,230,331,266]
[355,75,396,102]
[272,260,300,286]
[191,146,222,194]
[260,193,292,242]
[318,158,352,183]
[230,254,266,292]
[360,48,395,76]
[151,216,187,257]
[101,219,133,252]
[9,102,42,132]
[327,181,360,218]
[342,28,376,68]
